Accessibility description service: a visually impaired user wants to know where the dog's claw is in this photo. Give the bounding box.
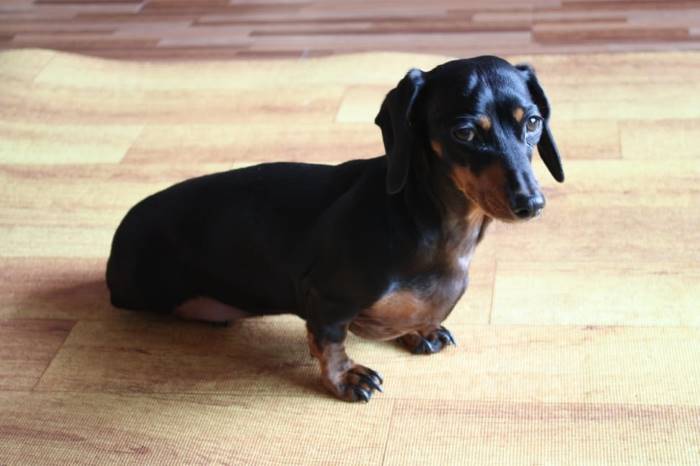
[437,326,456,346]
[357,372,383,393]
[329,364,383,402]
[354,386,371,402]
[401,326,456,354]
[412,338,437,354]
[364,367,384,385]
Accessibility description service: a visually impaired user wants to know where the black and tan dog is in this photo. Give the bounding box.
[106,56,564,402]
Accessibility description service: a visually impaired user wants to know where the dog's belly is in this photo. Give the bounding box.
[350,279,467,341]
[174,297,252,323]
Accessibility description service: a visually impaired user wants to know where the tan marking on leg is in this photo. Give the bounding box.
[513,106,525,123]
[478,115,492,131]
[307,329,383,401]
[430,139,443,157]
[174,297,249,323]
[307,330,353,393]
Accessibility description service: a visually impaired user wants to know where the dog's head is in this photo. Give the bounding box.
[375,56,564,221]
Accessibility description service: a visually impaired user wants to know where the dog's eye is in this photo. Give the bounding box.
[452,127,476,143]
[526,116,542,132]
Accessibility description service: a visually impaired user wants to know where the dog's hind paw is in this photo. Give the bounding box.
[398,326,456,354]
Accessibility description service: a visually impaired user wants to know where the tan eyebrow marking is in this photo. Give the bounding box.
[477,115,492,131]
[513,107,525,123]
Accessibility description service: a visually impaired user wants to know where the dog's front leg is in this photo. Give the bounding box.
[304,289,384,401]
[306,322,383,402]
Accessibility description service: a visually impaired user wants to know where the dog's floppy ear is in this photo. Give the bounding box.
[516,64,565,183]
[375,68,426,194]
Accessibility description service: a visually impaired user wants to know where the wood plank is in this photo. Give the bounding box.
[0,163,233,228]
[620,119,700,159]
[534,159,699,208]
[534,22,693,43]
[34,316,330,395]
[248,19,532,36]
[507,51,700,85]
[0,258,117,320]
[382,325,700,404]
[0,391,393,465]
[548,82,700,120]
[245,31,534,54]
[1,81,346,126]
[478,159,700,263]
[549,120,621,159]
[0,225,114,258]
[492,261,700,326]
[384,399,700,466]
[11,36,160,50]
[29,48,448,89]
[0,121,142,164]
[334,85,387,123]
[482,202,699,263]
[0,319,74,390]
[125,123,384,164]
[34,320,700,405]
[557,1,700,12]
[1,1,700,59]
[0,48,55,82]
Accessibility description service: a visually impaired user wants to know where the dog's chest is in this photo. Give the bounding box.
[349,260,471,341]
[350,211,484,340]
[349,211,484,341]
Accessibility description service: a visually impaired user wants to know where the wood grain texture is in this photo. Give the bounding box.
[2,0,700,59]
[1,48,700,465]
[492,262,700,326]
[0,391,394,465]
[0,258,118,320]
[0,319,74,390]
[33,320,700,406]
[385,400,700,466]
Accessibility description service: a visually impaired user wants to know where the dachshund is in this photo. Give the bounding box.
[106,56,564,402]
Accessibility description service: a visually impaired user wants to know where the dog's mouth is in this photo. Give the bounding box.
[476,193,519,222]
[450,168,543,222]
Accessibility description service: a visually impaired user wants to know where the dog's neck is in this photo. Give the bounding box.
[399,152,490,262]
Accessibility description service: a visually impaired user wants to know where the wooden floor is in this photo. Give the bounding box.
[2,0,700,59]
[2,46,700,464]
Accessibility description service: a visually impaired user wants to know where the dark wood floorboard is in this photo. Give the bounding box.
[2,1,700,59]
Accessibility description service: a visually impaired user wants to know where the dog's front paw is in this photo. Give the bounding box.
[323,364,384,402]
[399,326,456,354]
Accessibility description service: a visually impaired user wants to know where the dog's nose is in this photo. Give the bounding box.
[510,192,545,219]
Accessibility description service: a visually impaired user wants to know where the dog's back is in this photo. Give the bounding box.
[106,158,379,314]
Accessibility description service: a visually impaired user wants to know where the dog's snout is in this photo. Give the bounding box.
[510,192,545,219]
